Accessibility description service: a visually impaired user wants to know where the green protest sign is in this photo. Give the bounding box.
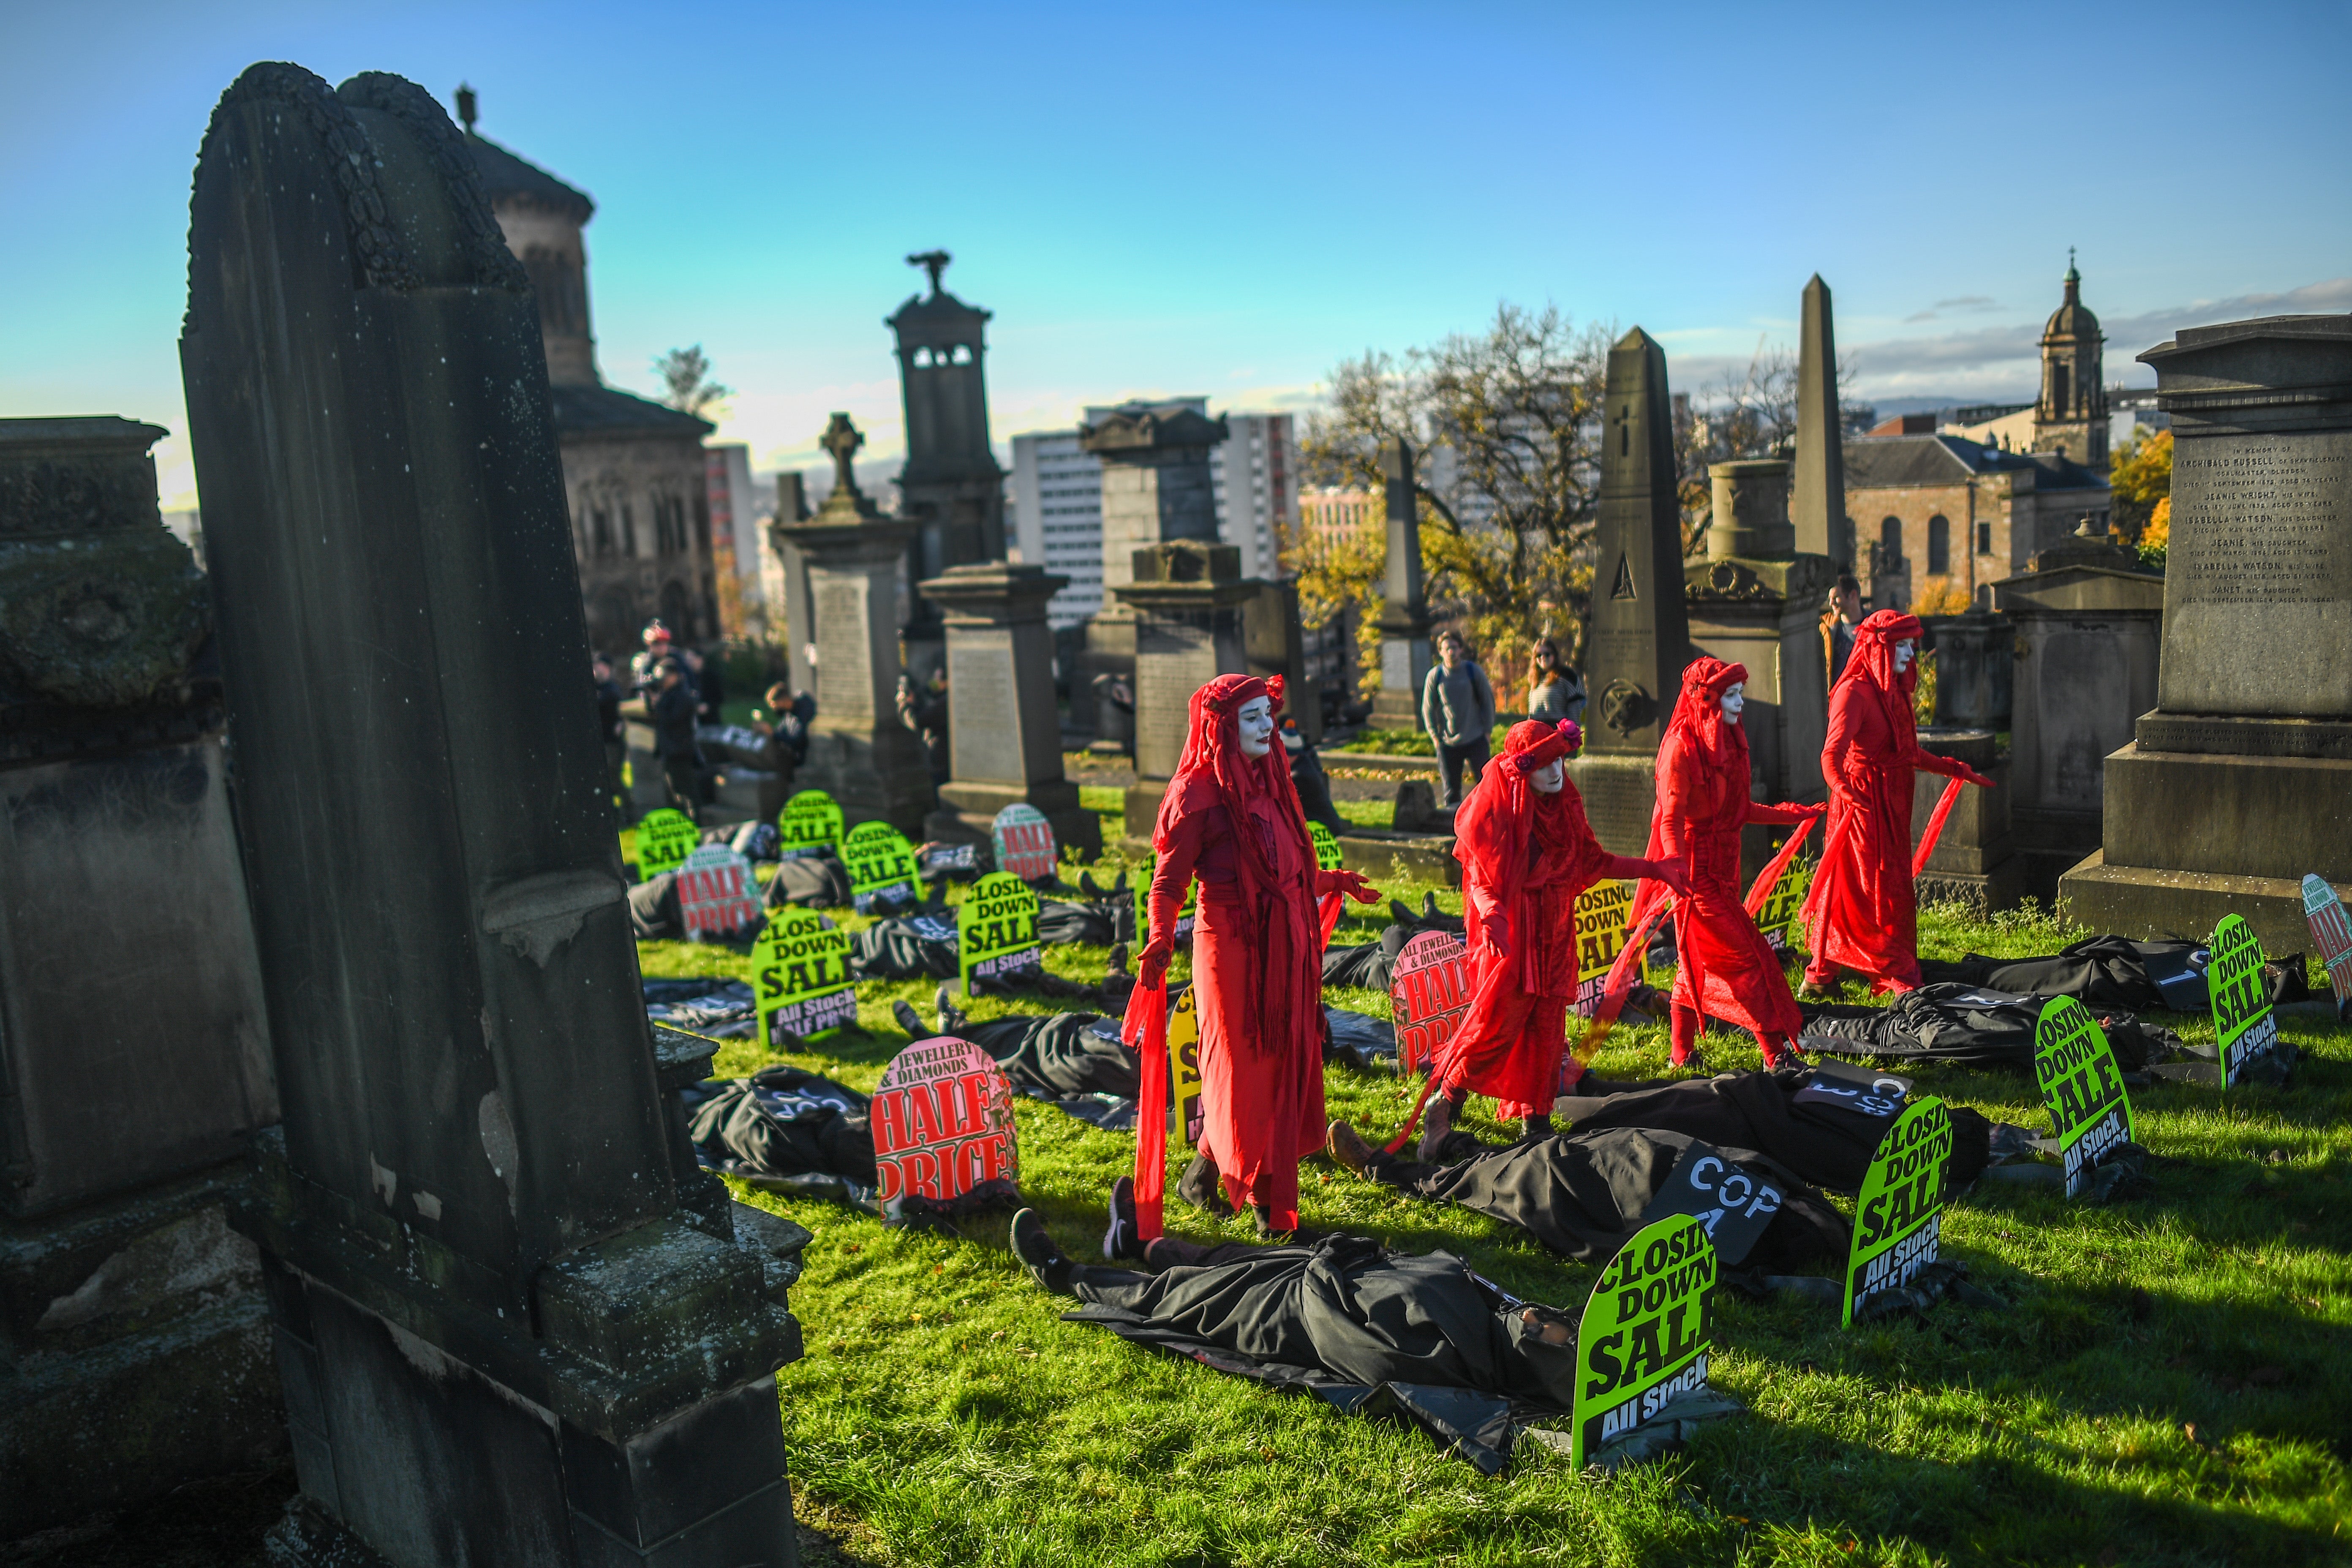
[1133,851,1196,949]
[2208,914,2280,1087]
[778,789,844,861]
[1843,1096,1952,1326]
[751,908,858,1046]
[632,808,698,879]
[958,871,1043,997]
[843,821,920,914]
[1308,819,1343,871]
[1755,856,1808,954]
[1572,1213,1718,1467]
[2032,997,2134,1198]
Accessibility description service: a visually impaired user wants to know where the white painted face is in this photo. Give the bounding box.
[1894,640,1916,672]
[1720,682,1745,724]
[1236,696,1276,758]
[1528,757,1565,794]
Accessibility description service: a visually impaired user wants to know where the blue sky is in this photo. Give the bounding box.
[4,0,2347,507]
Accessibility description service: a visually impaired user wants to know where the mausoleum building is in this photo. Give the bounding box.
[1846,433,2110,611]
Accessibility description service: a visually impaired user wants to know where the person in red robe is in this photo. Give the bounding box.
[1646,656,1824,1069]
[1138,674,1378,1236]
[1800,610,1996,995]
[1417,719,1687,1158]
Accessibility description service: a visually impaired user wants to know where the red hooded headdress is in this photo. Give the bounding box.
[1836,610,1923,754]
[1452,719,1595,957]
[1662,656,1751,775]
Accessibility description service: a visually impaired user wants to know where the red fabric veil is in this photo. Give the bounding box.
[1835,610,1923,750]
[1453,718,1590,959]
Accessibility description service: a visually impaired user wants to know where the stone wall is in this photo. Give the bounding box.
[561,430,720,652]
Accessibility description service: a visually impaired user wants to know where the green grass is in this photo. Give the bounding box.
[646,870,2352,1565]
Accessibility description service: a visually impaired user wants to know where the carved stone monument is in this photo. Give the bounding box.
[1368,436,1433,731]
[776,414,936,837]
[890,251,1006,683]
[2062,313,2352,953]
[1909,727,2024,911]
[1791,274,1853,569]
[1076,402,1228,749]
[1567,327,1691,852]
[1113,541,1255,838]
[1683,459,1834,877]
[0,417,284,1535]
[1245,578,1321,742]
[770,470,814,696]
[1922,609,2013,729]
[917,560,1102,858]
[181,65,804,1565]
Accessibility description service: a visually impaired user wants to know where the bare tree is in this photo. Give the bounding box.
[1673,344,1871,556]
[654,345,732,419]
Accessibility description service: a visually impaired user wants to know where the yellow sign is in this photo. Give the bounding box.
[1573,879,1635,1014]
[1166,987,1205,1146]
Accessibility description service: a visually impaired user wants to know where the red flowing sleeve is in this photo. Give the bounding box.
[1744,799,1816,826]
[1909,743,1968,781]
[1822,681,1882,795]
[1653,733,1696,860]
[1145,801,1212,952]
[1555,787,1617,894]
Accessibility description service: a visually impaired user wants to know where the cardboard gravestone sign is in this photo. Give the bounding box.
[1571,879,1635,1016]
[1843,1096,1952,1326]
[843,821,920,914]
[2032,997,2134,1198]
[1754,857,1808,954]
[958,871,1042,996]
[2304,874,2352,1018]
[1133,850,1197,949]
[1571,1214,1718,1467]
[1793,1058,1910,1119]
[1391,930,1474,1076]
[991,803,1058,883]
[1307,819,1344,871]
[1636,1143,1785,1267]
[923,842,978,876]
[778,789,844,861]
[633,808,698,879]
[871,1035,1020,1223]
[675,844,762,939]
[752,908,858,1047]
[2208,914,2281,1086]
[1165,985,1206,1144]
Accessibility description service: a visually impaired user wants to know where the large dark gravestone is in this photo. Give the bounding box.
[2061,314,2352,953]
[1115,541,1255,838]
[1368,436,1433,732]
[1568,327,1690,853]
[0,417,284,1535]
[180,65,803,1566]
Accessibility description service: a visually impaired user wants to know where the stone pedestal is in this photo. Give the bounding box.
[182,65,802,1566]
[1922,611,2014,729]
[1570,328,1691,854]
[1113,543,1255,839]
[1075,403,1227,749]
[1369,436,1432,731]
[1993,529,2164,904]
[0,417,284,1536]
[2060,313,2352,954]
[1909,728,2025,911]
[777,418,937,838]
[917,561,1101,858]
[1245,578,1321,742]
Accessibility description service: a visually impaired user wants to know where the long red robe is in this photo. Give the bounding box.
[1147,776,1347,1228]
[1435,743,1614,1118]
[1801,618,1967,990]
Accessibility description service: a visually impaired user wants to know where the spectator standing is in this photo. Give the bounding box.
[1821,574,1862,686]
[630,621,673,694]
[1419,630,1495,811]
[592,653,628,822]
[898,669,950,784]
[689,645,726,723]
[761,683,816,766]
[651,658,704,823]
[1525,637,1587,726]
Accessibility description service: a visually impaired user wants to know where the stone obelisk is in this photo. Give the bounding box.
[181,64,804,1566]
[1368,435,1433,730]
[1568,327,1690,852]
[1791,274,1852,570]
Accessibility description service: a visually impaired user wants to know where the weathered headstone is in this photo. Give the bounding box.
[0,416,283,1532]
[1922,610,2013,729]
[181,65,800,1565]
[1684,458,1835,878]
[2061,314,2352,955]
[991,801,1059,882]
[1993,525,2164,904]
[753,907,858,1047]
[957,871,1043,996]
[1569,328,1691,854]
[870,1037,1020,1223]
[916,560,1101,858]
[1570,1214,1718,1467]
[1076,401,1228,747]
[1113,541,1256,838]
[676,844,762,938]
[1369,436,1435,731]
[1390,930,1473,1075]
[2207,914,2281,1086]
[775,414,936,836]
[1791,273,1853,569]
[1843,1096,1952,1325]
[2031,999,2134,1197]
[780,787,845,860]
[1909,727,2024,912]
[1244,578,1322,743]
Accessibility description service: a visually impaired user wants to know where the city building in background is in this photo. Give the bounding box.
[705,443,764,637]
[1845,434,2110,612]
[1938,262,2112,468]
[1007,401,1295,628]
[459,88,717,655]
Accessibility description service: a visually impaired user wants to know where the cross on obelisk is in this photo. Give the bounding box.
[820,411,865,496]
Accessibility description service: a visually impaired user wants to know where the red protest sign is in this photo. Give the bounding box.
[871,1036,1021,1222]
[1391,930,1474,1077]
[676,845,762,939]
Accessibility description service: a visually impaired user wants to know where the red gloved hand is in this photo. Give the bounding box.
[1480,913,1511,960]
[1964,766,1998,789]
[1137,939,1173,992]
[1647,856,1692,897]
[1329,868,1381,904]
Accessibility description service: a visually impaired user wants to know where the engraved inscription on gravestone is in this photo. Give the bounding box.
[815,577,871,720]
[947,631,1021,784]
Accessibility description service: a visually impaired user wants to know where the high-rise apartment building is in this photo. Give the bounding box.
[1007,401,1295,629]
